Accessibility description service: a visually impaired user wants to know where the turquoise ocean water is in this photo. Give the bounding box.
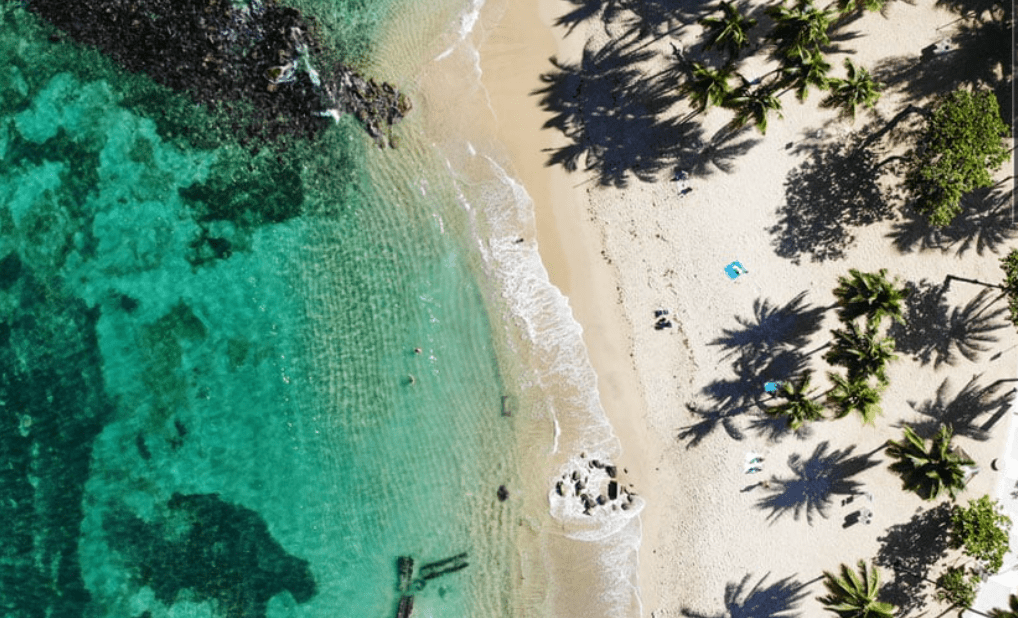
[0,0,643,616]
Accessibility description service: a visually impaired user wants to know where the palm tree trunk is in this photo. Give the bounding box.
[945,274,1005,290]
[856,104,930,153]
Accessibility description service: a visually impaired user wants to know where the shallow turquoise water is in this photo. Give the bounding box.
[0,2,519,617]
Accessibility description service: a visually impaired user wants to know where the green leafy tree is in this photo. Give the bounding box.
[936,566,979,607]
[886,425,974,500]
[833,268,910,326]
[824,322,897,384]
[682,62,735,113]
[766,0,834,60]
[700,1,758,63]
[827,372,884,425]
[728,81,783,134]
[1002,249,1018,330]
[766,371,825,429]
[821,58,882,120]
[818,560,897,618]
[950,495,1012,572]
[779,49,832,100]
[989,594,1018,618]
[905,88,1010,226]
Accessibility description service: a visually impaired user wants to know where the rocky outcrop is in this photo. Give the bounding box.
[23,0,410,147]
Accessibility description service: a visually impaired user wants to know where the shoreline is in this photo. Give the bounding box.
[475,0,1016,617]
[477,0,664,615]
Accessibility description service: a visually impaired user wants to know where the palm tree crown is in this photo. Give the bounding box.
[727,79,783,134]
[821,58,883,120]
[779,48,831,101]
[766,371,825,429]
[700,1,758,63]
[824,322,898,384]
[836,0,888,16]
[683,62,735,113]
[827,372,884,425]
[819,560,897,618]
[833,268,910,326]
[766,0,833,61]
[886,425,974,501]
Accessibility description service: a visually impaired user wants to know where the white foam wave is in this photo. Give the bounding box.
[434,0,487,61]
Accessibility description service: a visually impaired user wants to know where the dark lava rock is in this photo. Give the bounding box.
[497,485,509,502]
[608,481,618,500]
[555,481,564,496]
[23,0,410,148]
[605,465,617,478]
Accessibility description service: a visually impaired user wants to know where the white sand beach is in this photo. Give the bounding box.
[480,0,1016,615]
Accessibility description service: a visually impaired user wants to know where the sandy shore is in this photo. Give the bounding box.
[480,0,1016,616]
[479,0,667,613]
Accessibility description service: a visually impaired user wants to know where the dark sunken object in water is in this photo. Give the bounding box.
[419,552,469,581]
[22,0,411,147]
[398,556,414,593]
[396,595,414,618]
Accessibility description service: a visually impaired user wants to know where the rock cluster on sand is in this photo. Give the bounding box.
[553,455,635,516]
[23,0,410,147]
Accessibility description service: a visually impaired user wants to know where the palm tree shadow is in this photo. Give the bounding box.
[677,401,747,448]
[681,348,808,448]
[755,441,881,524]
[888,182,1017,256]
[533,38,706,187]
[681,126,764,177]
[769,140,895,264]
[711,292,826,358]
[900,374,1013,442]
[890,282,1008,367]
[680,293,823,447]
[681,572,809,618]
[874,503,953,616]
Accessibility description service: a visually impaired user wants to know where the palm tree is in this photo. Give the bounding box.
[821,58,883,120]
[779,48,831,101]
[766,0,833,61]
[989,594,1018,618]
[827,372,884,425]
[835,0,888,16]
[765,371,825,429]
[700,1,758,63]
[682,62,735,114]
[832,268,910,326]
[727,80,783,134]
[818,560,897,618]
[824,322,898,384]
[886,425,974,500]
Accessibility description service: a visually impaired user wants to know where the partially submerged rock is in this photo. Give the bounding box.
[23,0,410,148]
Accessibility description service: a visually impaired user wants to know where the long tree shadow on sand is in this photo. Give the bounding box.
[888,182,1016,256]
[890,282,1008,367]
[769,140,895,264]
[681,572,809,618]
[679,293,826,448]
[874,503,953,616]
[533,37,720,187]
[899,374,1013,442]
[712,292,827,358]
[553,0,729,38]
[755,442,882,525]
